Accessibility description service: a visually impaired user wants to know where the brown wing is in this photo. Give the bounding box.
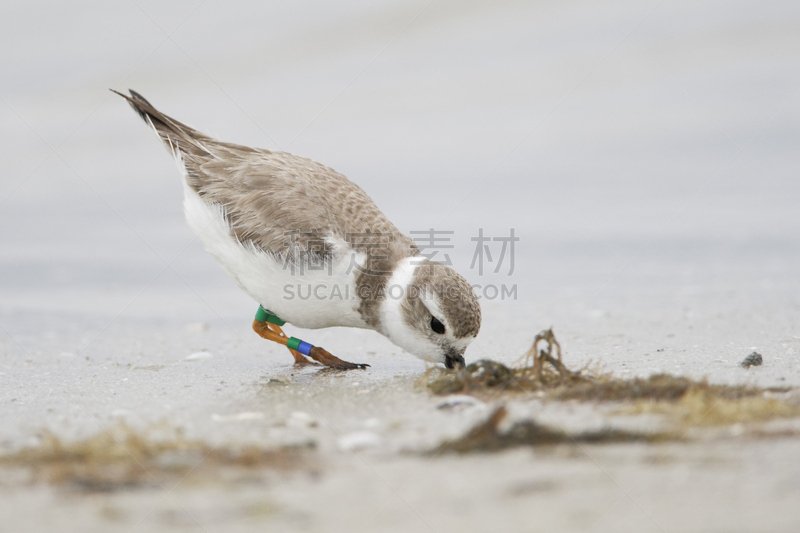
[115,89,417,261]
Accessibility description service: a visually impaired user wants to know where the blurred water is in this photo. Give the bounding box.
[1,0,798,326]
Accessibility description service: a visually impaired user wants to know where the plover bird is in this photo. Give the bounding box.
[115,90,480,370]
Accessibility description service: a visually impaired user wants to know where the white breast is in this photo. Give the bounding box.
[182,182,368,330]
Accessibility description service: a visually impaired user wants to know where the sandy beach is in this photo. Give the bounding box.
[2,1,799,531]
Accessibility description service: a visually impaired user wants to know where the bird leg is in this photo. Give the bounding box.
[252,319,315,365]
[252,307,369,370]
[306,346,370,370]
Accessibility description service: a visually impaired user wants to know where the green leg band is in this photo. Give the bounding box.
[255,305,286,326]
[286,337,313,356]
[286,337,301,351]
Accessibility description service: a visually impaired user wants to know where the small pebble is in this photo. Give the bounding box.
[211,412,264,422]
[740,352,763,368]
[338,430,381,452]
[729,423,745,437]
[185,351,213,360]
[287,411,318,429]
[362,418,382,429]
[436,395,484,410]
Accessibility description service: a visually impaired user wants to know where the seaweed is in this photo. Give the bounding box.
[433,405,669,454]
[0,423,313,492]
[425,328,800,427]
[627,388,800,426]
[425,328,589,395]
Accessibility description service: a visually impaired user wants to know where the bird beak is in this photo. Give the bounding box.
[444,352,466,369]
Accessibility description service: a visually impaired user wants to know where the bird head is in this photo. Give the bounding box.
[380,257,481,368]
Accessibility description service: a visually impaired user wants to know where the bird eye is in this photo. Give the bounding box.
[430,316,445,334]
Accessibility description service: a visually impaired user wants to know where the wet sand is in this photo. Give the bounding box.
[2,0,800,531]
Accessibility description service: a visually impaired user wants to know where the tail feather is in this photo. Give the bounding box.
[111,89,214,159]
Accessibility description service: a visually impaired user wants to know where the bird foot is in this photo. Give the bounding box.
[253,318,367,370]
[290,349,321,367]
[308,346,369,370]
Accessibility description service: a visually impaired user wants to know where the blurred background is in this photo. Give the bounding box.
[2,3,800,529]
[1,0,799,361]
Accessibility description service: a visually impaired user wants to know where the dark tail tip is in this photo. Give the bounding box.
[111,89,205,150]
[109,88,150,105]
[111,88,157,125]
[127,89,153,107]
